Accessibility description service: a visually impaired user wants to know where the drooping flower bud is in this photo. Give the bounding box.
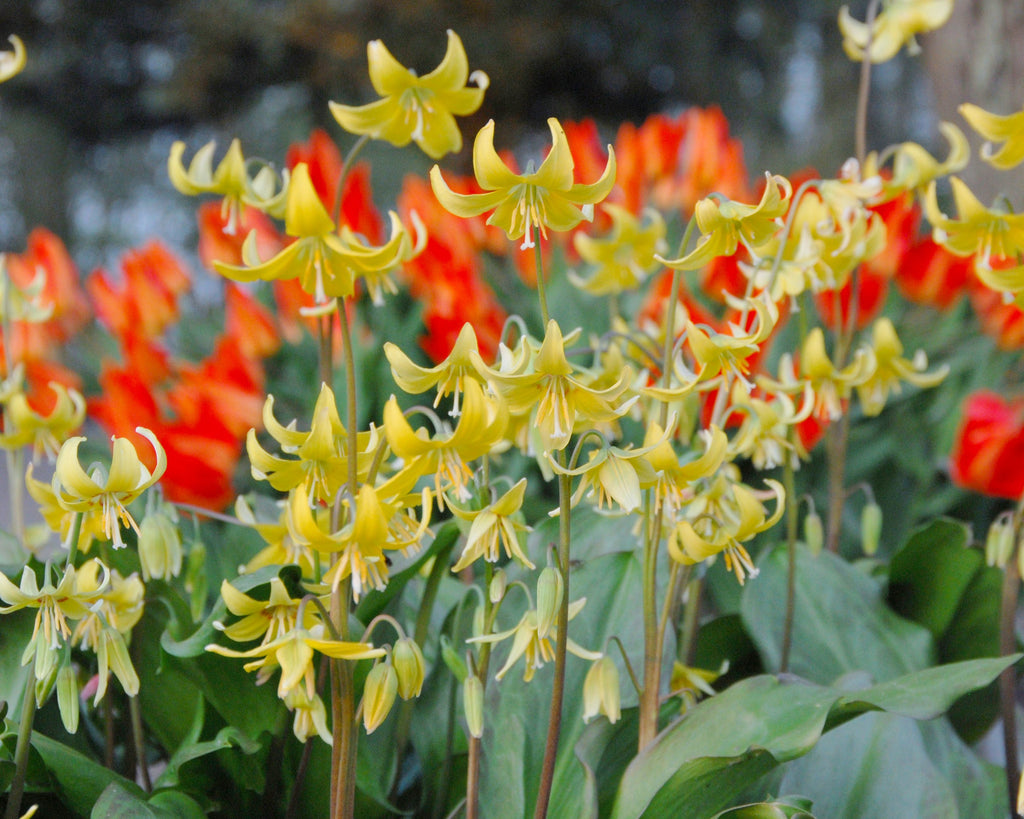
[138,511,183,581]
[393,638,426,700]
[56,663,80,734]
[803,510,824,556]
[535,566,563,639]
[363,661,398,734]
[582,655,620,724]
[489,568,508,604]
[463,675,484,739]
[860,501,882,556]
[986,516,1016,568]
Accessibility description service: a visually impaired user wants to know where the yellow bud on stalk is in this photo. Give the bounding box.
[583,655,621,724]
[861,501,882,556]
[987,516,1016,569]
[536,566,563,639]
[803,510,824,556]
[393,638,426,700]
[138,512,183,581]
[463,675,484,739]
[489,569,508,604]
[363,662,398,734]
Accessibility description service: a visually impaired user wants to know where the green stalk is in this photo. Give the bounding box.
[999,546,1020,819]
[466,565,494,819]
[780,440,799,672]
[638,491,662,750]
[3,674,38,819]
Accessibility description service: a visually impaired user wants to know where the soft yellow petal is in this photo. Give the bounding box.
[472,120,523,192]
[421,30,469,90]
[284,164,335,238]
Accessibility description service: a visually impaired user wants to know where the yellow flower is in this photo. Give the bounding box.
[583,655,621,724]
[657,173,791,271]
[729,383,812,470]
[52,428,167,549]
[684,295,778,389]
[0,561,107,682]
[430,118,616,249]
[856,317,947,417]
[867,122,968,197]
[214,576,317,646]
[925,176,1024,264]
[384,322,490,415]
[383,378,507,506]
[235,495,317,577]
[668,477,785,584]
[0,35,26,84]
[570,205,667,295]
[0,258,54,323]
[168,138,286,233]
[27,463,104,553]
[247,384,378,503]
[960,103,1024,170]
[547,438,659,515]
[330,30,488,160]
[468,597,599,682]
[669,660,726,713]
[484,320,633,454]
[0,383,86,460]
[214,163,415,305]
[838,0,953,63]
[644,423,730,519]
[284,687,332,745]
[449,477,534,572]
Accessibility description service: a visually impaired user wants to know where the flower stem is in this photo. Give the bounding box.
[3,674,38,819]
[639,493,663,751]
[854,0,881,168]
[129,694,151,792]
[999,548,1020,818]
[780,441,799,672]
[533,460,573,819]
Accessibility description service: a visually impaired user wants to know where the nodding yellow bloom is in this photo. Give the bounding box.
[685,294,778,389]
[571,205,667,295]
[0,34,26,84]
[284,686,332,745]
[583,655,621,724]
[670,660,726,713]
[729,383,813,470]
[214,576,317,647]
[838,0,953,63]
[247,384,378,503]
[383,378,507,506]
[856,317,947,417]
[468,597,600,682]
[449,477,534,572]
[430,118,616,249]
[483,320,633,454]
[52,428,167,549]
[330,30,488,160]
[0,383,86,460]
[235,495,317,577]
[866,122,968,197]
[668,476,785,585]
[168,138,286,233]
[0,561,108,683]
[658,173,791,271]
[547,437,660,515]
[384,322,490,416]
[960,103,1024,170]
[214,163,417,306]
[644,423,730,519]
[925,177,1024,265]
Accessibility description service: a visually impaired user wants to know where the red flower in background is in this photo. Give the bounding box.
[950,391,1024,500]
[895,237,971,310]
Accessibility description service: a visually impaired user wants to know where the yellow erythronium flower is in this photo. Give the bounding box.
[0,561,108,682]
[484,320,633,454]
[670,660,726,713]
[868,122,969,198]
[384,322,490,415]
[235,496,318,577]
[169,138,286,232]
[685,295,778,389]
[0,383,86,460]
[215,163,415,305]
[430,117,616,249]
[330,30,488,160]
[547,437,660,515]
[248,384,378,503]
[838,0,953,63]
[52,428,167,549]
[570,205,667,295]
[925,176,1024,264]
[669,477,785,584]
[469,597,599,681]
[729,383,813,470]
[0,34,26,83]
[0,260,54,323]
[449,477,534,571]
[856,317,948,416]
[658,173,791,271]
[215,576,318,646]
[383,378,507,505]
[27,463,104,553]
[960,103,1024,170]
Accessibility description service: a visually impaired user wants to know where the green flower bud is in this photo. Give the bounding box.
[138,511,183,581]
[463,675,484,739]
[803,510,823,556]
[535,566,563,639]
[363,661,398,734]
[987,516,1016,568]
[393,638,426,700]
[56,663,79,734]
[440,635,468,681]
[860,501,882,556]
[489,568,507,604]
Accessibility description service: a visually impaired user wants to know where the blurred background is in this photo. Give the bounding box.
[0,0,1020,272]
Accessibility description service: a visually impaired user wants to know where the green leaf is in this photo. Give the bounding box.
[31,732,143,816]
[91,781,206,818]
[740,543,933,682]
[0,609,35,718]
[610,658,1016,819]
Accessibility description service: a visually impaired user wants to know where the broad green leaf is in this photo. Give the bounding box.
[740,543,933,682]
[610,658,1015,819]
[0,608,34,719]
[92,781,206,818]
[31,732,143,816]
